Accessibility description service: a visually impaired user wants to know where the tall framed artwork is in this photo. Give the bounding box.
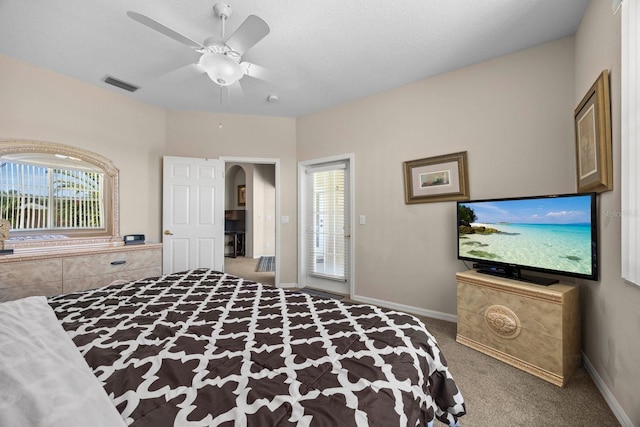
[574,70,612,193]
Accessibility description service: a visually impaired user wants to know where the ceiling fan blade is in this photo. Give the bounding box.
[127,11,205,50]
[241,62,297,89]
[155,63,205,84]
[225,15,269,55]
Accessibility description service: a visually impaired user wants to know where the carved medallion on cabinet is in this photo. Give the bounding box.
[484,304,522,339]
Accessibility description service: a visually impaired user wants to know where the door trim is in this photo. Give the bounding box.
[220,156,280,287]
[298,153,355,297]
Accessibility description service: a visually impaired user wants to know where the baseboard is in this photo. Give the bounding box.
[582,354,634,427]
[277,282,298,289]
[351,293,457,323]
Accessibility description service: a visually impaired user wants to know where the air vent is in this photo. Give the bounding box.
[102,76,139,92]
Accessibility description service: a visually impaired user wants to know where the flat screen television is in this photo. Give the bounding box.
[457,193,598,285]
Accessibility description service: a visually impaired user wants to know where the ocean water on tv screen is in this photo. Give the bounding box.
[459,222,592,275]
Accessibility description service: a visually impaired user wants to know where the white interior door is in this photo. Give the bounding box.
[298,155,353,295]
[162,156,224,274]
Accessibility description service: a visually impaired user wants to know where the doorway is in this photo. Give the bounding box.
[221,157,279,287]
[298,154,354,296]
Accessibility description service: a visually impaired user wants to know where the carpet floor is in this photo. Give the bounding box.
[224,256,275,286]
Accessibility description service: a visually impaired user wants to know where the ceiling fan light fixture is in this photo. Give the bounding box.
[128,5,277,92]
[199,52,244,86]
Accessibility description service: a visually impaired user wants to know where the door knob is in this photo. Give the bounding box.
[164,230,173,235]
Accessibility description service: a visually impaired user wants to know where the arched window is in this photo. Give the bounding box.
[0,140,120,250]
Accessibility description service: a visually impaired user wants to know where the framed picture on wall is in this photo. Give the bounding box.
[403,151,470,204]
[237,185,246,206]
[574,70,612,193]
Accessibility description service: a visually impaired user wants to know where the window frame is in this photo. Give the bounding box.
[622,0,639,285]
[0,140,120,250]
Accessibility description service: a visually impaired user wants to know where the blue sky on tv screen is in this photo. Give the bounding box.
[462,196,592,225]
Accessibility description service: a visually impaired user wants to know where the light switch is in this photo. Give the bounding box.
[281,216,290,224]
[359,215,366,225]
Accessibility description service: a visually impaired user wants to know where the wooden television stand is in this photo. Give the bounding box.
[456,270,581,387]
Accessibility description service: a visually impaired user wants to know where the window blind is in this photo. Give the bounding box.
[0,161,104,231]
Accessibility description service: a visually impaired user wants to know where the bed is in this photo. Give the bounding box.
[0,268,466,426]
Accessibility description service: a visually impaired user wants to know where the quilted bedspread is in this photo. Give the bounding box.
[49,269,465,426]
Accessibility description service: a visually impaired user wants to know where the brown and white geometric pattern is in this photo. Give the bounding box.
[49,269,465,426]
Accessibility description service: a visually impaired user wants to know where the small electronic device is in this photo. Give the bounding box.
[123,234,145,245]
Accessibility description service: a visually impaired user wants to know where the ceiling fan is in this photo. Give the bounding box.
[127,3,290,93]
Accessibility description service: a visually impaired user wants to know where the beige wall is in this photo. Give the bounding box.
[165,111,297,284]
[575,1,639,424]
[297,37,576,315]
[2,5,637,420]
[0,54,166,243]
[253,163,277,258]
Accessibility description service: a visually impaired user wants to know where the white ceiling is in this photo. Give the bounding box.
[0,0,589,118]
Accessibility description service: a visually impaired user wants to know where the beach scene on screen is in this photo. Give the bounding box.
[458,196,593,275]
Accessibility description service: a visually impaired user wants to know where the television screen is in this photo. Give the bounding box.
[457,193,598,283]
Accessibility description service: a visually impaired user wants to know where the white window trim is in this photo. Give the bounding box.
[621,0,640,285]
